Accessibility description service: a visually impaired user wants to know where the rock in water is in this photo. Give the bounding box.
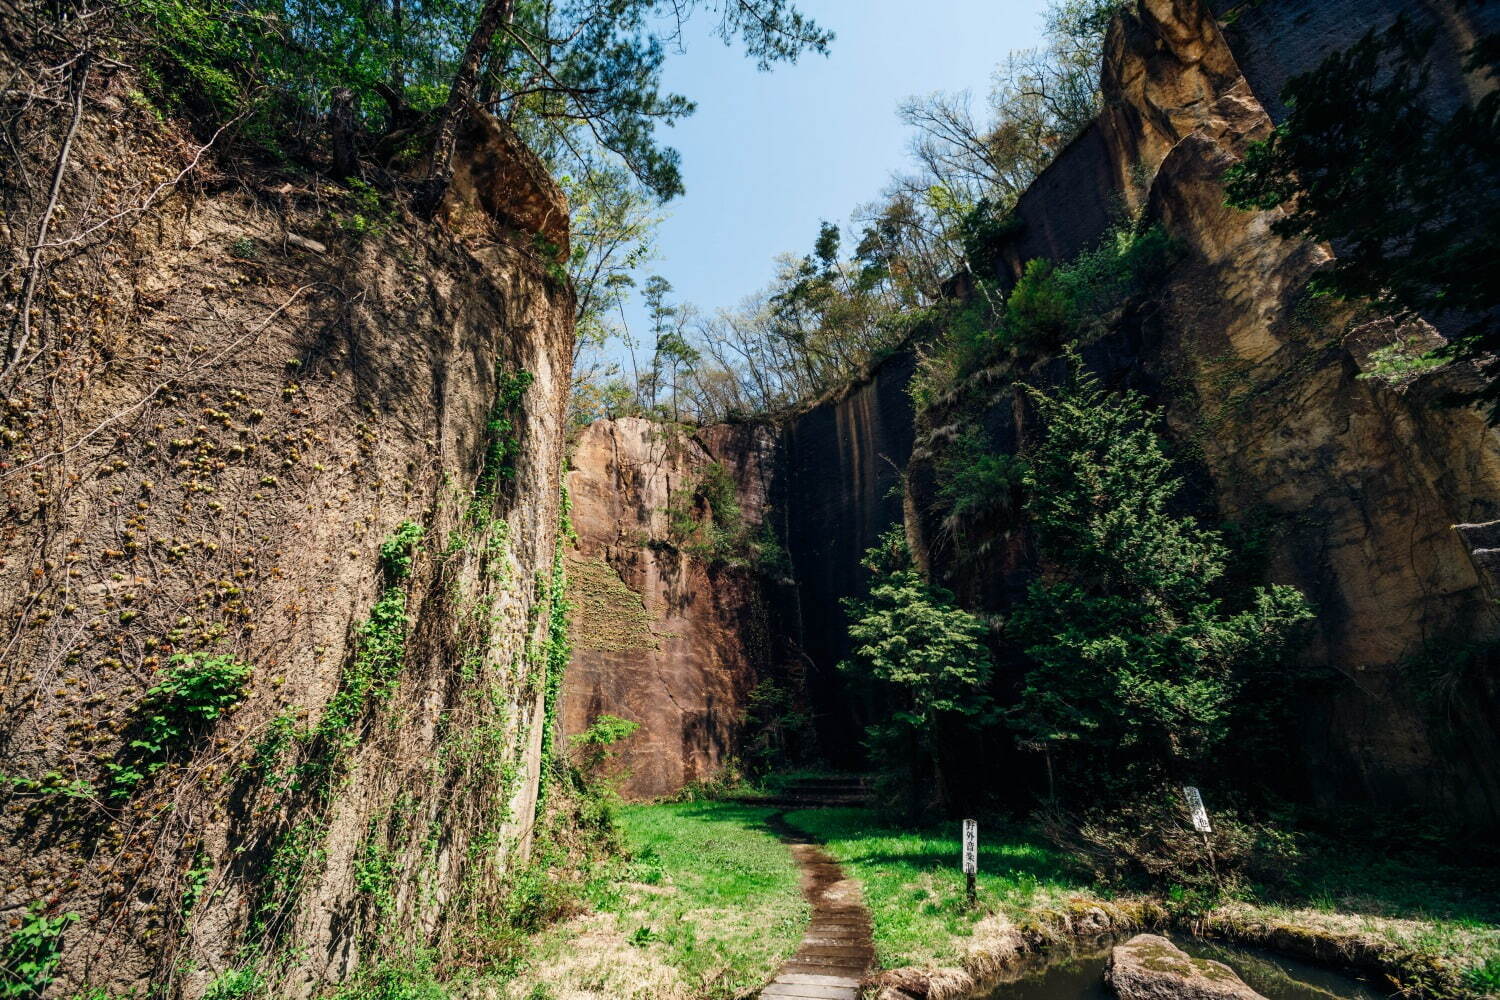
[1106,934,1267,1000]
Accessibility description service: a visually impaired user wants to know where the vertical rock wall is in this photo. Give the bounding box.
[562,418,779,799]
[0,60,575,996]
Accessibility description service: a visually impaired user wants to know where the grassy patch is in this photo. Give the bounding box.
[1231,844,1500,986]
[782,807,1087,968]
[605,803,807,997]
[503,801,806,999]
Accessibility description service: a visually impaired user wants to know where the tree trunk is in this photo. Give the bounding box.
[422,0,516,211]
[330,87,358,179]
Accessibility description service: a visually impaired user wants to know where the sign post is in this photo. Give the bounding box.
[961,819,978,908]
[1181,786,1220,888]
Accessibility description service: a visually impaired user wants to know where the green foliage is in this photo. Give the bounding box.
[3,770,95,800]
[1004,221,1173,352]
[741,676,818,774]
[568,714,640,778]
[105,652,251,799]
[477,371,534,498]
[664,461,771,565]
[123,0,827,200]
[1223,16,1500,419]
[536,540,573,807]
[957,199,1023,278]
[1466,957,1500,994]
[317,587,408,752]
[913,223,1173,408]
[180,846,214,921]
[326,952,445,1000]
[1357,335,1449,387]
[838,528,995,811]
[1008,367,1314,792]
[354,821,400,917]
[1,906,75,999]
[202,966,263,1000]
[934,425,1025,556]
[379,520,426,583]
[336,179,392,238]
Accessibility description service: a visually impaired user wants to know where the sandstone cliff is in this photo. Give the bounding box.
[562,418,779,799]
[0,52,574,997]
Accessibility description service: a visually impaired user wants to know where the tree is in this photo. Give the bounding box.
[1007,369,1313,797]
[838,527,995,815]
[1223,15,1500,419]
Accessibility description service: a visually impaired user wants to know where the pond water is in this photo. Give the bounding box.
[976,932,1391,1000]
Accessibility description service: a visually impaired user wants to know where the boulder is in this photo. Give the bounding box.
[1106,934,1267,1000]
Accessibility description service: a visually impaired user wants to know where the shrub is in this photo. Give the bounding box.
[0,906,75,998]
[838,527,996,813]
[1003,221,1173,352]
[912,222,1173,407]
[664,461,757,563]
[568,714,640,778]
[106,653,252,799]
[1357,335,1447,387]
[1041,797,1306,911]
[934,425,1025,557]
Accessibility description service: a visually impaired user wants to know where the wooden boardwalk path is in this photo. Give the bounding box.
[757,778,876,1000]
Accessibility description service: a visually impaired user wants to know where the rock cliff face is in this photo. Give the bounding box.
[563,0,1500,826]
[562,417,778,799]
[926,0,1500,825]
[0,55,573,997]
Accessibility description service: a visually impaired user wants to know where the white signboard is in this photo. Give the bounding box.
[1182,786,1212,833]
[961,819,978,874]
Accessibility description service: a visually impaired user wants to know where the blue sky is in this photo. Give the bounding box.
[610,0,1051,354]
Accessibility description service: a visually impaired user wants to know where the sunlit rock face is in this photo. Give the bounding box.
[562,417,781,799]
[0,95,575,993]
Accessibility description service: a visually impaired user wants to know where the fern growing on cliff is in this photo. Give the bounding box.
[1009,367,1314,794]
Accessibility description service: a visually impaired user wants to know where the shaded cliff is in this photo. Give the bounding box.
[911,0,1500,825]
[562,418,781,798]
[0,52,574,998]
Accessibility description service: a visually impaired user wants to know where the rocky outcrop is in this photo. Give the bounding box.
[561,417,779,798]
[0,60,573,999]
[1106,934,1266,1000]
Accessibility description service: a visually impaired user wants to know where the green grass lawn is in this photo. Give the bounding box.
[782,807,1090,968]
[502,801,807,1000]
[604,801,808,996]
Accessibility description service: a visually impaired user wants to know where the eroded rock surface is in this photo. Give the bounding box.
[561,417,779,798]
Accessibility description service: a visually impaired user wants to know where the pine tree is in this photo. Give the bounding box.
[839,528,995,813]
[1008,368,1313,794]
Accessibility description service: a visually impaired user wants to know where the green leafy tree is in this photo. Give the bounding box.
[1008,368,1313,795]
[1223,15,1500,418]
[838,527,995,815]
